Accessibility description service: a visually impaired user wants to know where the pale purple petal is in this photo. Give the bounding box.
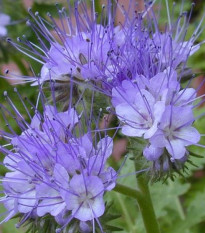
[53,163,69,187]
[175,88,196,106]
[143,145,163,161]
[144,101,165,139]
[0,26,7,37]
[37,198,66,217]
[116,103,140,123]
[122,125,146,137]
[174,126,200,146]
[166,139,186,159]
[73,196,105,221]
[18,190,36,213]
[36,183,59,198]
[0,14,10,26]
[65,175,105,221]
[97,136,113,160]
[150,131,167,148]
[112,80,138,106]
[3,155,19,171]
[171,106,194,128]
[79,133,94,157]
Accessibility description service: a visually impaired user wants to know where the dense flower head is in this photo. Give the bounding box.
[112,64,201,174]
[6,0,127,88]
[5,1,204,93]
[3,0,205,175]
[1,0,205,232]
[0,91,117,232]
[106,0,205,174]
[3,0,205,177]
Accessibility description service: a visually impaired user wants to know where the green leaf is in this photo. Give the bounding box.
[150,180,190,218]
[166,189,205,233]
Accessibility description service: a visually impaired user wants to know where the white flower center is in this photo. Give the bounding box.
[78,192,94,207]
[164,127,175,139]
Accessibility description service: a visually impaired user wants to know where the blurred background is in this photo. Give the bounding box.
[1,0,205,232]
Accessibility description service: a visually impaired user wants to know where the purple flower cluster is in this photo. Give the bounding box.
[112,68,201,169]
[7,1,125,87]
[0,104,116,231]
[7,1,203,95]
[1,0,205,230]
[108,1,204,170]
[37,24,124,86]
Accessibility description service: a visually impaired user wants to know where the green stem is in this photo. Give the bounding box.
[114,183,141,199]
[135,173,160,233]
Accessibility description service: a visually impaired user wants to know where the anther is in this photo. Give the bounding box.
[15,223,20,229]
[107,78,113,82]
[170,157,175,162]
[106,106,111,112]
[26,20,31,26]
[28,7,32,13]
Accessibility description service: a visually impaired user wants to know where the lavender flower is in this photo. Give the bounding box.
[5,0,204,103]
[6,1,126,88]
[65,175,105,221]
[149,106,200,160]
[100,1,205,175]
[2,0,205,232]
[112,64,201,173]
[0,91,117,232]
[151,31,200,68]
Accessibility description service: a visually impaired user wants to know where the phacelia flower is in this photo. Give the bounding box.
[112,66,201,173]
[6,1,126,88]
[5,0,204,102]
[149,106,200,160]
[0,91,117,232]
[101,0,205,175]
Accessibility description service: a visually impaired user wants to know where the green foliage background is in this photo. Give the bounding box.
[1,0,205,232]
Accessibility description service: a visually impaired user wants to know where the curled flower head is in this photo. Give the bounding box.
[5,0,204,101]
[6,0,126,88]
